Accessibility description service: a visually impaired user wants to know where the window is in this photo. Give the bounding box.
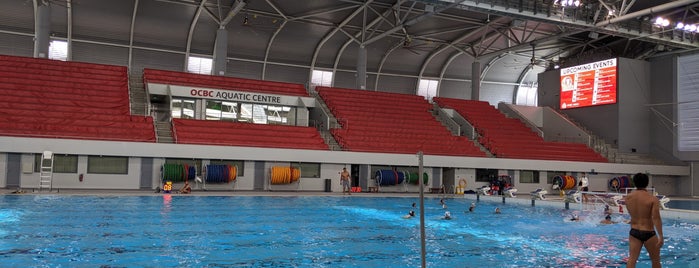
[88,156,128,174]
[209,160,245,176]
[311,70,333,87]
[519,170,540,183]
[476,168,498,182]
[48,40,68,61]
[547,171,567,184]
[264,105,291,124]
[417,79,439,101]
[291,162,320,178]
[187,56,213,75]
[206,100,238,121]
[515,83,538,106]
[34,154,78,173]
[172,99,196,119]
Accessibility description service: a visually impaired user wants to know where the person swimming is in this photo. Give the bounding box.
[402,210,416,219]
[600,214,616,224]
[444,211,452,220]
[494,207,501,214]
[570,214,580,222]
[468,202,476,212]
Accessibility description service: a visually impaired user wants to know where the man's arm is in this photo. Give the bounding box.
[652,199,664,247]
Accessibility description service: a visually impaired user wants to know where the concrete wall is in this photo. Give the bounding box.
[0,153,6,188]
[648,55,680,164]
[16,154,143,189]
[539,68,619,145]
[0,143,691,195]
[617,58,651,153]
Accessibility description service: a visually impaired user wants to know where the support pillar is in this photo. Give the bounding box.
[34,3,51,58]
[212,28,228,76]
[471,61,481,100]
[356,45,367,90]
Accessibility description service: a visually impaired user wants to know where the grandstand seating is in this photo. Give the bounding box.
[0,54,155,142]
[433,97,607,162]
[143,69,309,97]
[317,86,486,157]
[172,119,328,150]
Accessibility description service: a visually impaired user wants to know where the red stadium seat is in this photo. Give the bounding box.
[316,86,485,157]
[433,97,607,163]
[0,54,156,142]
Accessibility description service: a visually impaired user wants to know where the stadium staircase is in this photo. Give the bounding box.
[434,97,607,162]
[308,86,341,151]
[555,112,665,165]
[317,86,486,157]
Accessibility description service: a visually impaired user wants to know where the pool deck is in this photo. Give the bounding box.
[3,188,698,222]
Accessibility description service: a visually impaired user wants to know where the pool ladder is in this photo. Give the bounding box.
[39,151,54,192]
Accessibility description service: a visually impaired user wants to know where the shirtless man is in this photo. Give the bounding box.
[339,167,351,195]
[625,173,663,268]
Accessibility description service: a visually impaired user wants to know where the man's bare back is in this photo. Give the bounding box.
[624,173,663,268]
[626,190,659,232]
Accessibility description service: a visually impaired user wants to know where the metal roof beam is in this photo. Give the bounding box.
[414,0,699,50]
[364,0,468,46]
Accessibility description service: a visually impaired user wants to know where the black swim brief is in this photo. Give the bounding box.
[629,228,656,242]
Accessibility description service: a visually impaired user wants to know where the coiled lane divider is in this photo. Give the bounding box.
[270,166,301,184]
[205,164,238,183]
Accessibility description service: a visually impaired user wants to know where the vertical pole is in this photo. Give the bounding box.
[34,3,51,58]
[212,28,228,76]
[418,151,426,268]
[356,45,367,90]
[471,61,481,100]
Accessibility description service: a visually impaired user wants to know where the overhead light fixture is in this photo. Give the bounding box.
[553,0,582,7]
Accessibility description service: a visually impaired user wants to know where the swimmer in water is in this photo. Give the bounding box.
[468,202,476,212]
[600,214,616,224]
[494,207,501,214]
[402,210,416,219]
[570,214,580,222]
[444,211,452,220]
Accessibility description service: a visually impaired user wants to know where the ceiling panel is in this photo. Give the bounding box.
[133,0,195,51]
[72,0,134,44]
[0,0,35,33]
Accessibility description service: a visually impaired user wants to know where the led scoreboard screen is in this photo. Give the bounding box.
[559,58,617,109]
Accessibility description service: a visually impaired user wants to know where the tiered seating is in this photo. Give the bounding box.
[143,69,309,97]
[317,87,486,157]
[172,119,328,150]
[434,97,607,162]
[0,54,155,142]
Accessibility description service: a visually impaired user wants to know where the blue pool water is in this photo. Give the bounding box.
[667,200,699,211]
[0,195,697,267]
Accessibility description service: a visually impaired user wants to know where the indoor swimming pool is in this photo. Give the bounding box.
[0,195,697,267]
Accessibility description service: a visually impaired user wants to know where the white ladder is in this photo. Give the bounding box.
[39,151,54,192]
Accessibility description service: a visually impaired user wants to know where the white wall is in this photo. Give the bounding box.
[0,135,692,194]
[17,154,142,189]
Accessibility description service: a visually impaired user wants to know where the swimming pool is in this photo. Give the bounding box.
[667,199,699,211]
[1,195,697,267]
